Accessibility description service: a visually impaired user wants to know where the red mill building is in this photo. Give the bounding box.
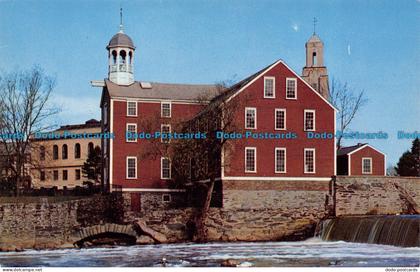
[91,23,384,211]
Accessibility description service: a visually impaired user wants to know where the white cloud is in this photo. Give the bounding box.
[292,23,299,32]
[347,44,351,55]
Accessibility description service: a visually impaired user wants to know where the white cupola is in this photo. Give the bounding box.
[106,9,135,86]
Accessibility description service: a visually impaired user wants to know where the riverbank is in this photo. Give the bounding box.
[0,239,419,267]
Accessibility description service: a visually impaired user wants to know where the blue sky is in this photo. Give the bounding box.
[0,0,418,166]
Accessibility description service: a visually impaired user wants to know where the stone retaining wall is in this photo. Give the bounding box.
[334,176,420,216]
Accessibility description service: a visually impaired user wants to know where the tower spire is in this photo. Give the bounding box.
[119,7,124,33]
[313,17,317,35]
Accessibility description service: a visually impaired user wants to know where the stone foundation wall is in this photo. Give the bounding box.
[334,176,420,216]
[124,179,333,242]
[0,195,113,250]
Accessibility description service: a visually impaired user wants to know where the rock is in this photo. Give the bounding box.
[221,259,239,267]
[134,220,168,243]
[136,235,155,245]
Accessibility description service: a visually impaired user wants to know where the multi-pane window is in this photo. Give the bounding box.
[53,170,59,181]
[53,145,59,160]
[62,144,68,160]
[75,169,81,180]
[286,78,297,99]
[275,109,286,130]
[245,108,257,129]
[63,170,68,181]
[126,123,137,142]
[275,148,286,173]
[161,124,171,143]
[304,149,315,173]
[264,77,275,98]
[126,156,137,179]
[161,157,171,179]
[127,101,137,116]
[245,147,256,173]
[161,102,171,118]
[40,171,45,181]
[304,110,316,131]
[362,158,372,174]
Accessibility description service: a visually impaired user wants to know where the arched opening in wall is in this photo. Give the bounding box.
[75,143,81,159]
[112,50,117,64]
[312,52,317,66]
[119,50,127,64]
[62,144,68,160]
[53,145,59,160]
[88,142,94,157]
[129,51,133,64]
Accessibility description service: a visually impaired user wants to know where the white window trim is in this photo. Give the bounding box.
[263,76,276,98]
[274,108,287,130]
[304,109,316,131]
[362,157,373,174]
[304,148,316,174]
[285,77,297,100]
[161,157,171,179]
[245,147,257,173]
[126,123,137,143]
[126,156,137,179]
[161,102,172,118]
[161,124,171,143]
[126,101,138,117]
[244,107,257,130]
[162,194,171,203]
[275,147,287,173]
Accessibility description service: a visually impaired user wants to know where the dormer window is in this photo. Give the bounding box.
[264,77,275,98]
[286,78,297,99]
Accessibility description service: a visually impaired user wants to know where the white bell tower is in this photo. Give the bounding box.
[106,8,135,86]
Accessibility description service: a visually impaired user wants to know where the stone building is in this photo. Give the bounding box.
[302,33,329,99]
[30,119,102,189]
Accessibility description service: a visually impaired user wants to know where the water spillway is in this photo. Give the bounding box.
[320,215,420,247]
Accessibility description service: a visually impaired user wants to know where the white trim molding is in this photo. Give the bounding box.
[126,100,138,117]
[244,107,257,129]
[285,77,297,100]
[274,147,287,173]
[126,123,137,143]
[245,147,257,173]
[161,101,172,118]
[304,109,316,131]
[304,148,316,174]
[122,188,186,192]
[263,76,276,98]
[126,156,137,179]
[223,176,332,181]
[274,108,286,130]
[161,157,171,179]
[362,157,373,174]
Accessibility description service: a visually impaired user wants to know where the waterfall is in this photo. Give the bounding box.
[320,215,420,247]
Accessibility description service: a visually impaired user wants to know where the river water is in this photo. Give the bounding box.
[0,238,419,267]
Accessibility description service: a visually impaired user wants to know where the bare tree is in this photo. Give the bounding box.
[329,79,367,148]
[137,81,248,241]
[0,66,59,194]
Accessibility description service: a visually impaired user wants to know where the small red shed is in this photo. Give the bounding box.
[337,143,386,176]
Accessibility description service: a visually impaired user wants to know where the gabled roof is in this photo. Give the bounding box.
[220,59,337,111]
[56,119,101,131]
[338,143,386,156]
[104,79,219,102]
